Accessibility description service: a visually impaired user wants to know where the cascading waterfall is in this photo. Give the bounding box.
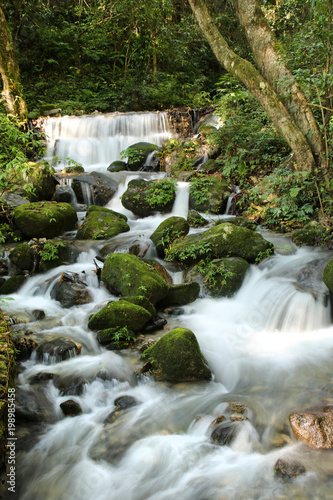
[44,112,172,171]
[2,112,333,500]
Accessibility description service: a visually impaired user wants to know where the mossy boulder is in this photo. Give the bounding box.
[216,217,256,231]
[159,282,200,307]
[13,201,78,239]
[124,142,157,171]
[107,161,127,172]
[120,296,156,316]
[0,275,26,294]
[189,177,231,214]
[185,257,250,297]
[291,227,320,247]
[166,222,274,265]
[9,243,35,271]
[88,300,152,332]
[150,216,189,257]
[121,178,176,217]
[38,241,80,272]
[17,162,57,201]
[323,259,333,292]
[187,210,209,228]
[101,253,169,305]
[143,328,211,382]
[96,327,136,349]
[76,206,129,240]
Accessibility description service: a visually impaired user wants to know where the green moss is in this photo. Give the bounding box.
[120,296,156,316]
[189,176,231,214]
[76,208,129,240]
[187,210,209,228]
[323,259,333,292]
[0,275,26,294]
[159,282,200,307]
[101,253,169,305]
[9,243,34,271]
[88,299,152,332]
[121,178,176,217]
[150,216,189,257]
[144,327,211,382]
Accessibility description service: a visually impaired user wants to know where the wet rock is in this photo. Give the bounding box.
[101,253,169,305]
[53,374,88,396]
[60,399,82,417]
[88,300,152,332]
[0,275,26,294]
[187,210,209,228]
[120,296,156,316]
[124,142,158,171]
[121,178,176,217]
[210,421,238,446]
[12,336,37,361]
[167,222,274,265]
[0,258,8,276]
[142,314,167,333]
[13,201,78,239]
[76,205,129,240]
[31,310,46,320]
[52,185,73,203]
[185,257,250,298]
[50,276,92,308]
[189,176,231,214]
[289,405,333,449]
[274,458,306,481]
[322,259,333,292]
[150,216,189,258]
[144,259,173,285]
[9,243,35,271]
[29,372,54,384]
[107,160,127,172]
[38,240,81,272]
[71,171,118,206]
[159,282,200,307]
[15,386,55,423]
[142,327,211,382]
[36,337,81,362]
[103,395,138,425]
[96,327,136,348]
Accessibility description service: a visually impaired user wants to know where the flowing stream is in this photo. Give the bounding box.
[3,113,333,500]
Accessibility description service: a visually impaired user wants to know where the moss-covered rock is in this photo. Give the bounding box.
[166,223,274,265]
[0,275,26,294]
[215,217,256,231]
[124,142,157,171]
[187,210,209,228]
[101,253,169,305]
[107,161,127,172]
[323,259,333,292]
[189,176,231,214]
[120,296,156,316]
[185,257,250,297]
[121,178,176,217]
[150,216,189,257]
[13,201,78,239]
[143,327,211,382]
[159,282,200,307]
[88,300,152,332]
[18,161,57,201]
[76,207,129,240]
[291,227,320,247]
[96,327,136,348]
[9,243,35,271]
[38,241,80,272]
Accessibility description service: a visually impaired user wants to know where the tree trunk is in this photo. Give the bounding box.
[188,0,317,171]
[232,0,324,163]
[0,5,27,125]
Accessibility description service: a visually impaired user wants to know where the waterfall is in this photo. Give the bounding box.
[44,112,172,171]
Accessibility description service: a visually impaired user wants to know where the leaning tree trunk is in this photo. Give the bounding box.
[188,0,317,172]
[232,0,325,165]
[0,5,27,125]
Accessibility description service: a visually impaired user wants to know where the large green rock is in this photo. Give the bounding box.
[9,244,35,271]
[14,161,56,201]
[121,178,176,217]
[0,275,26,294]
[323,259,333,292]
[189,176,231,214]
[143,328,211,382]
[101,253,169,305]
[124,142,157,171]
[159,282,200,307]
[88,300,151,332]
[150,216,189,258]
[13,201,78,239]
[76,206,129,240]
[166,222,274,265]
[185,257,250,297]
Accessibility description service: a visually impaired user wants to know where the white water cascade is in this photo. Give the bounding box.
[2,113,333,500]
[44,112,172,172]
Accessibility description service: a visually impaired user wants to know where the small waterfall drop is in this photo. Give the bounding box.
[45,112,172,171]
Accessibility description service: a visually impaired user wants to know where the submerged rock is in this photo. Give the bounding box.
[60,399,82,417]
[274,458,306,481]
[13,201,78,239]
[36,338,81,362]
[289,405,333,449]
[101,253,169,305]
[76,206,130,240]
[142,327,211,382]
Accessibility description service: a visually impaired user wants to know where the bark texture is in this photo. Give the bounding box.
[0,5,27,124]
[188,0,321,171]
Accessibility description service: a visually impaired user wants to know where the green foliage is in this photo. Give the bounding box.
[120,147,142,164]
[194,258,234,289]
[166,241,213,263]
[38,240,66,262]
[147,178,177,208]
[159,139,199,176]
[190,177,215,205]
[112,326,135,348]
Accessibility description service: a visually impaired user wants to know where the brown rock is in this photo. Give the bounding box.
[274,458,306,480]
[289,405,333,449]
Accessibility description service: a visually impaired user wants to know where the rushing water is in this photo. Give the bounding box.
[2,113,333,500]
